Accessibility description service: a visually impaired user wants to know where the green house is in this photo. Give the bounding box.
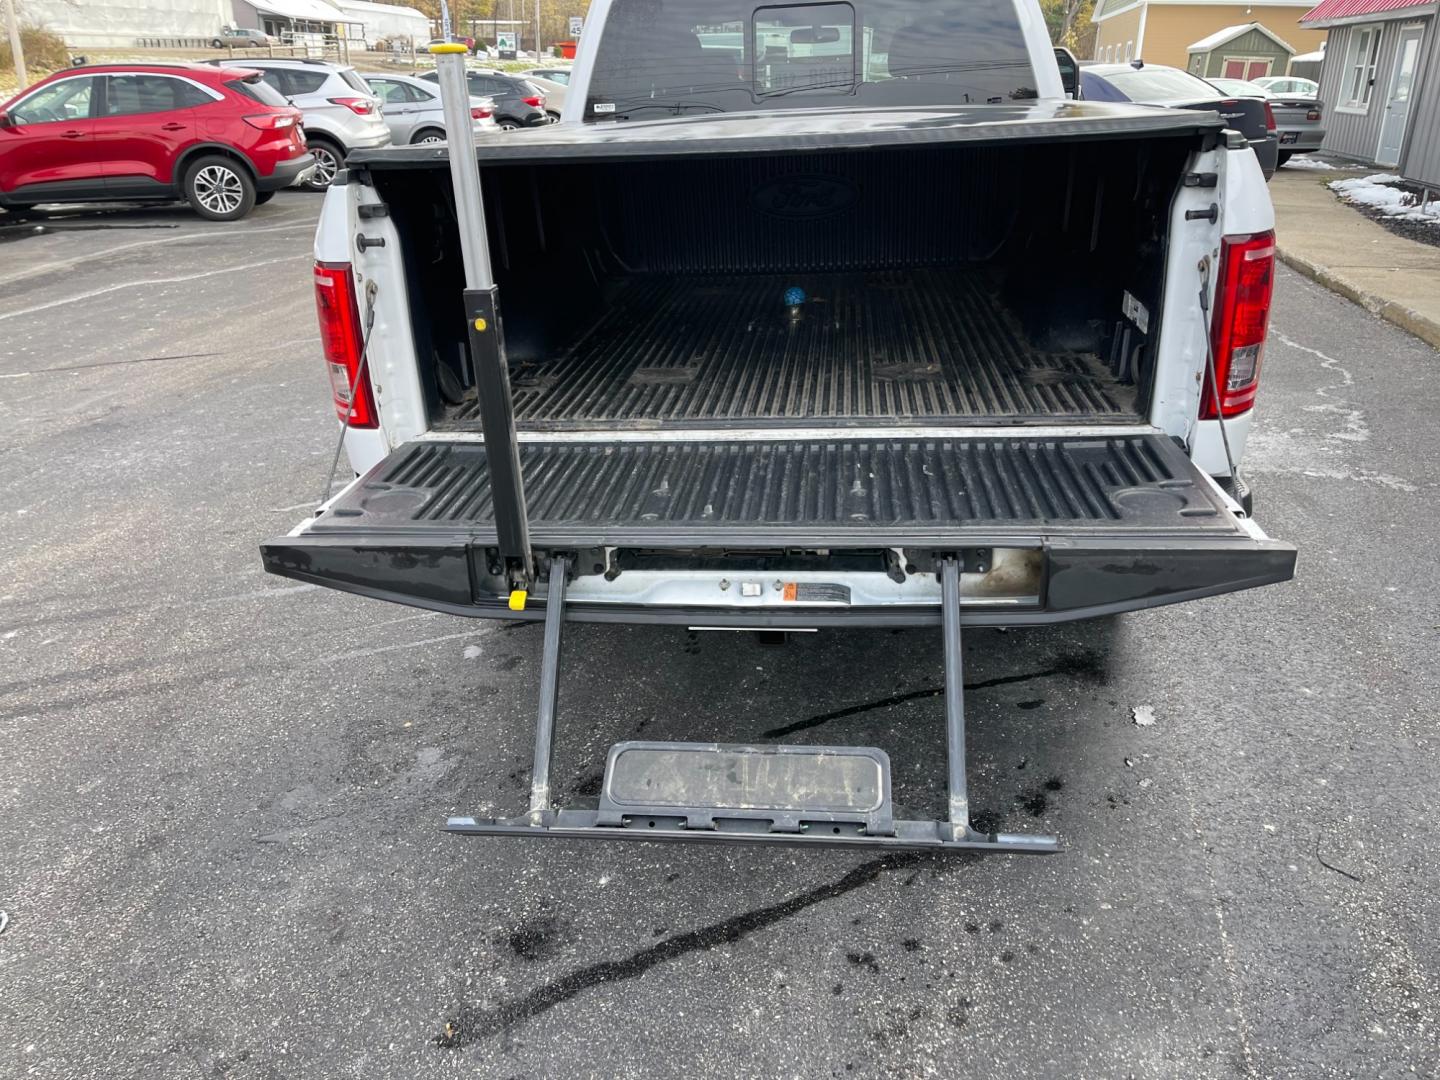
[1187,22,1296,82]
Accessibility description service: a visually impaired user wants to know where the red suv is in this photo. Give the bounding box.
[0,63,314,221]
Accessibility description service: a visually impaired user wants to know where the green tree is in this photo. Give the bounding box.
[1042,0,1097,56]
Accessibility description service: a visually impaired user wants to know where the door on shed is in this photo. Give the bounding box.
[1376,25,1424,168]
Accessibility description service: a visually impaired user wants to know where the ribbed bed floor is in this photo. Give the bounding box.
[436,270,1139,430]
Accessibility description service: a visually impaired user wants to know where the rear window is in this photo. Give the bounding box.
[339,68,372,95]
[586,0,1037,121]
[1102,67,1217,102]
[226,77,289,107]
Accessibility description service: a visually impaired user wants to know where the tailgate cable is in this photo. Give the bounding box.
[319,279,379,511]
[1197,258,1241,508]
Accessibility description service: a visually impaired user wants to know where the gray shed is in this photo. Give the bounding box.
[1187,23,1296,81]
[1302,0,1437,174]
[1400,14,1440,190]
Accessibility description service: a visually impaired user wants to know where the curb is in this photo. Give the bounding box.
[1277,246,1440,351]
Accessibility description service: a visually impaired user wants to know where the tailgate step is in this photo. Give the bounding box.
[446,555,1060,853]
[598,742,894,835]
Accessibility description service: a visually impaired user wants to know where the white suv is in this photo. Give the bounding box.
[206,58,390,189]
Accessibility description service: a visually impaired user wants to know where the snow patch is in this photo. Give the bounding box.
[1329,174,1440,226]
[1131,705,1157,727]
[462,644,482,660]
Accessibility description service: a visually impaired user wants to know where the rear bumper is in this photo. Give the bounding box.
[261,531,1295,627]
[257,152,317,192]
[1278,128,1325,152]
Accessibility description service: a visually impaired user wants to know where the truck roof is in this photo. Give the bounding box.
[348,100,1225,169]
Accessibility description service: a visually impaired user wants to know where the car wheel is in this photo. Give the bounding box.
[184,156,256,221]
[499,120,519,131]
[254,190,276,205]
[411,128,446,145]
[545,110,560,124]
[1277,151,1293,167]
[303,138,342,190]
[210,38,223,48]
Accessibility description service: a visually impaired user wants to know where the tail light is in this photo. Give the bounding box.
[470,105,492,119]
[329,96,376,115]
[522,95,544,108]
[1262,101,1277,135]
[313,262,377,428]
[243,112,297,130]
[1204,231,1275,419]
[1306,106,1321,121]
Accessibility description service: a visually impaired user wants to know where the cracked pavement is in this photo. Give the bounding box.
[1,197,1438,1078]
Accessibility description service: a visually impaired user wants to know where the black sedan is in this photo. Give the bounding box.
[1080,62,1278,180]
[417,69,548,130]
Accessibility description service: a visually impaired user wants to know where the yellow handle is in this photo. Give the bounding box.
[508,589,528,611]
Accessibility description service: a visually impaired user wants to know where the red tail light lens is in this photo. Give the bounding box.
[243,112,297,130]
[313,262,377,428]
[329,96,376,115]
[1263,101,1277,134]
[470,106,492,119]
[522,95,544,108]
[1306,106,1321,121]
[1204,231,1275,419]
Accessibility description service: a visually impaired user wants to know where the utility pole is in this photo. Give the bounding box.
[3,0,26,91]
[534,0,541,59]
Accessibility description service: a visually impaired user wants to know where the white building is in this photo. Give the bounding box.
[16,0,428,51]
[16,0,232,48]
[330,0,429,49]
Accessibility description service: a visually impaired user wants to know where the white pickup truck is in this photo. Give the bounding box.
[264,0,1294,854]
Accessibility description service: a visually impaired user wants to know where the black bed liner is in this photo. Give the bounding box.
[436,270,1138,431]
[304,434,1246,546]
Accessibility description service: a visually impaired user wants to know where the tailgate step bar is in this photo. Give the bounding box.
[447,556,1059,853]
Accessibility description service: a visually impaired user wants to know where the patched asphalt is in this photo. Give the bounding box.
[1,196,1437,1079]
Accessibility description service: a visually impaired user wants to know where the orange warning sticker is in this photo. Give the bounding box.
[782,582,798,601]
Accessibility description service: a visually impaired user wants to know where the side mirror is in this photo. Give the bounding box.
[1054,47,1081,100]
[0,111,13,130]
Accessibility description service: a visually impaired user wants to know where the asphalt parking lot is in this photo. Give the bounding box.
[2,193,1438,1079]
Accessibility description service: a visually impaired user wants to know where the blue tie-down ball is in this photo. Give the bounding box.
[783,286,806,307]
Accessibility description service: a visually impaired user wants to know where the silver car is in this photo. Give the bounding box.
[206,58,391,189]
[364,74,498,144]
[1209,75,1325,165]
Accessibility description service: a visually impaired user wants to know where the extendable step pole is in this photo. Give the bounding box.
[527,557,569,822]
[431,43,534,586]
[940,558,973,841]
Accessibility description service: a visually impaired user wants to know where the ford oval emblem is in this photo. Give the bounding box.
[752,174,857,218]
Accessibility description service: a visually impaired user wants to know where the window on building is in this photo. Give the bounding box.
[1341,25,1381,109]
[1124,40,1133,61]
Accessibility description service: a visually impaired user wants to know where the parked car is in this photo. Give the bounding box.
[269,0,1292,856]
[1209,75,1324,165]
[416,69,546,129]
[518,74,566,120]
[0,62,313,220]
[363,73,496,144]
[522,67,572,86]
[212,26,274,49]
[1081,62,1278,179]
[1253,75,1319,97]
[201,57,390,189]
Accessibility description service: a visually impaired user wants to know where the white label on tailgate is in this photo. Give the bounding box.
[1122,290,1150,335]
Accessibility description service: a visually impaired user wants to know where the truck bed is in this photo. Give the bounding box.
[434,269,1139,431]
